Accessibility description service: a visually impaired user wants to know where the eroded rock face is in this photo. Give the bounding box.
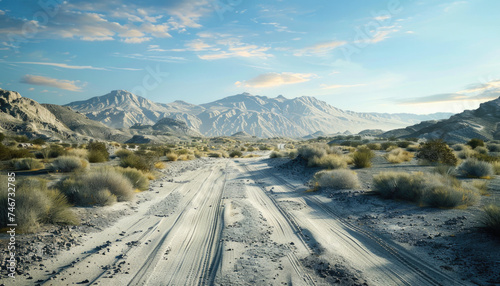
[0,89,22,104]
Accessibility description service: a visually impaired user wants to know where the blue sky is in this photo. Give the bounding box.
[1,0,500,114]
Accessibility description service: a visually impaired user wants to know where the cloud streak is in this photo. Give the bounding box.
[20,75,84,91]
[235,72,314,88]
[14,61,107,70]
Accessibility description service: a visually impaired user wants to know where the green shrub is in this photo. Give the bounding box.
[176,149,189,155]
[352,147,375,168]
[366,143,382,150]
[298,145,327,160]
[288,150,298,159]
[259,145,272,151]
[14,158,44,170]
[487,143,500,152]
[270,151,286,158]
[247,147,256,152]
[482,204,500,236]
[372,172,479,208]
[0,144,34,161]
[416,139,458,166]
[86,142,109,162]
[60,167,134,206]
[120,154,150,171]
[315,169,360,189]
[451,144,467,151]
[0,177,77,233]
[48,145,65,158]
[381,142,397,150]
[229,150,243,158]
[0,133,4,142]
[115,149,134,158]
[308,154,348,169]
[397,141,411,148]
[115,167,149,191]
[467,138,485,149]
[51,156,87,172]
[208,152,222,158]
[31,138,46,145]
[456,158,494,178]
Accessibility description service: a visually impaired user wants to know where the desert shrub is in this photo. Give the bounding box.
[315,169,360,189]
[352,147,375,168]
[456,147,476,159]
[487,143,500,152]
[176,149,189,155]
[288,150,298,159]
[372,172,480,208]
[51,156,87,172]
[120,154,150,171]
[247,147,256,152]
[433,165,456,176]
[0,177,77,232]
[208,152,222,158]
[492,161,500,175]
[86,142,109,162]
[0,133,4,142]
[259,145,272,151]
[397,141,411,148]
[14,158,44,170]
[48,145,65,158]
[381,142,397,151]
[472,180,489,195]
[366,143,382,150]
[166,153,178,161]
[482,204,500,236]
[456,158,494,178]
[475,146,489,155]
[451,144,467,151]
[60,167,134,206]
[194,151,203,158]
[385,148,414,164]
[467,138,485,149]
[0,144,34,161]
[115,149,134,158]
[65,148,88,158]
[270,151,287,158]
[406,144,420,152]
[154,162,165,169]
[298,145,327,160]
[308,154,348,169]
[229,150,243,158]
[416,139,458,166]
[115,167,149,191]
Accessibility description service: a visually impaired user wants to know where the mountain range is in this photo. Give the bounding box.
[66,90,453,138]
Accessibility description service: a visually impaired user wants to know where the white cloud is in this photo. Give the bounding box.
[21,75,84,91]
[14,61,107,70]
[354,25,400,44]
[235,72,315,88]
[122,37,152,44]
[294,40,347,56]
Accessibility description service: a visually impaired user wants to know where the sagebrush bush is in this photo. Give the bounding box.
[406,144,420,152]
[456,147,476,159]
[381,142,397,151]
[372,172,480,208]
[397,141,411,148]
[60,167,134,206]
[416,140,458,166]
[352,147,375,168]
[475,146,489,155]
[308,154,348,169]
[492,161,500,175]
[115,167,149,191]
[270,151,287,158]
[298,145,327,160]
[467,138,485,149]
[120,154,152,171]
[0,177,77,232]
[86,142,109,163]
[65,148,88,158]
[115,149,134,158]
[229,150,243,158]
[0,144,34,161]
[482,204,500,236]
[51,156,87,172]
[366,143,382,150]
[385,148,414,164]
[433,165,456,176]
[166,153,178,161]
[208,152,222,158]
[456,158,494,178]
[487,143,500,152]
[14,158,44,170]
[451,144,467,151]
[315,169,360,189]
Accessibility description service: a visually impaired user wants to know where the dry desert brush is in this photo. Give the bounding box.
[314,169,360,190]
[51,156,88,172]
[456,158,494,178]
[481,204,500,236]
[385,148,414,164]
[416,139,458,166]
[13,158,44,170]
[352,146,375,168]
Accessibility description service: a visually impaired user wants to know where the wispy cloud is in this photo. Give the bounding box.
[320,83,365,89]
[294,40,347,56]
[14,61,107,70]
[235,72,315,88]
[21,75,84,91]
[354,25,400,44]
[197,37,272,60]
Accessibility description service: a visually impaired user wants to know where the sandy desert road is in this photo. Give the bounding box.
[11,157,471,286]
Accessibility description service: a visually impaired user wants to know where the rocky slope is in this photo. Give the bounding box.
[383,97,500,143]
[67,91,453,137]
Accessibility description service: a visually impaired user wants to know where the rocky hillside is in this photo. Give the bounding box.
[382,97,500,143]
[67,91,453,137]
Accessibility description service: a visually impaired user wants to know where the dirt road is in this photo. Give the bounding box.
[13,157,470,286]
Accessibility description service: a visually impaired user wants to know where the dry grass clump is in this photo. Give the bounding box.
[381,142,397,151]
[13,158,44,170]
[352,146,375,168]
[482,204,500,236]
[166,153,178,161]
[456,158,494,178]
[115,149,134,158]
[298,144,327,160]
[308,154,349,169]
[115,167,150,191]
[270,151,287,158]
[51,156,87,172]
[475,146,489,155]
[154,162,165,169]
[314,169,360,190]
[229,150,243,158]
[0,177,77,233]
[120,154,152,171]
[208,152,222,158]
[60,167,134,206]
[491,161,500,175]
[456,147,477,159]
[385,148,414,164]
[65,148,88,158]
[366,143,382,150]
[451,144,468,151]
[372,172,479,208]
